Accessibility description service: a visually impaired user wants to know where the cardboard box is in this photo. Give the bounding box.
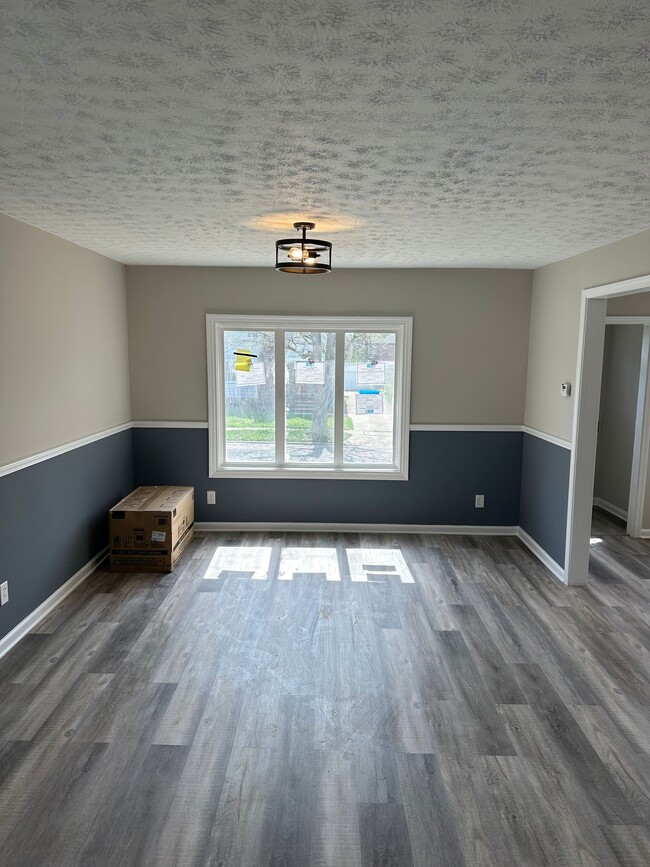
[109,486,194,572]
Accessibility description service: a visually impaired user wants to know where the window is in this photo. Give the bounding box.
[207,315,412,480]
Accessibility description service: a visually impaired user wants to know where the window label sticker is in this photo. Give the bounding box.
[235,361,266,386]
[357,362,385,386]
[356,393,384,415]
[295,361,326,384]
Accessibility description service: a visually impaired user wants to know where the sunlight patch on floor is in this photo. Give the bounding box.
[278,548,341,581]
[203,544,417,583]
[203,545,273,580]
[346,548,415,583]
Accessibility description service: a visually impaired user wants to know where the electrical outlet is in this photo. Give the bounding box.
[0,581,8,606]
[475,494,485,509]
[206,490,216,505]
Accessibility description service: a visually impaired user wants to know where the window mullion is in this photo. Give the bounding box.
[392,328,401,468]
[275,330,285,465]
[334,330,345,466]
[216,326,226,471]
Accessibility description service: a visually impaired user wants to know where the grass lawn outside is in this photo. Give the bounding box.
[226,415,353,442]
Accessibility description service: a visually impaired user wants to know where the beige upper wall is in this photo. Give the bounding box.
[0,213,131,466]
[524,228,650,441]
[126,266,532,425]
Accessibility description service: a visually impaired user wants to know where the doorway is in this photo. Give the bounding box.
[566,276,650,586]
[593,321,650,540]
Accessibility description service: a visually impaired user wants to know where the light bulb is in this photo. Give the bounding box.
[288,246,304,261]
[304,251,320,266]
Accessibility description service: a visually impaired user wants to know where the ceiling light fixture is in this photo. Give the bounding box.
[275,221,332,275]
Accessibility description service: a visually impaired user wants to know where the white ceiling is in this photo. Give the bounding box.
[0,0,648,268]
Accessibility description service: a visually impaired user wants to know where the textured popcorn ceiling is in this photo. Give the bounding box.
[0,0,649,267]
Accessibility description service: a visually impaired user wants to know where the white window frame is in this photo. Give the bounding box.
[206,314,412,480]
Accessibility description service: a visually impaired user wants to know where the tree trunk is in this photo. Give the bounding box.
[310,332,335,457]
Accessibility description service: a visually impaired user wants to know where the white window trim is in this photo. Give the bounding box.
[206,314,413,481]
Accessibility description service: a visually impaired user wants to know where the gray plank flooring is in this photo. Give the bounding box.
[0,518,649,866]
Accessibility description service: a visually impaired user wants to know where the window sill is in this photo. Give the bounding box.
[210,465,409,481]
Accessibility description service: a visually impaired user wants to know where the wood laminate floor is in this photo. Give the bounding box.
[1,528,650,866]
[591,506,628,538]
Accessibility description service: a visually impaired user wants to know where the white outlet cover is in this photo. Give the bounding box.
[207,491,216,505]
[0,582,8,605]
[475,495,485,508]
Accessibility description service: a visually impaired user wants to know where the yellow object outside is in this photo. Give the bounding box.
[234,349,254,372]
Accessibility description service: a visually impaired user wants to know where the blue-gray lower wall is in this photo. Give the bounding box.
[519,432,571,567]
[133,428,523,526]
[0,430,134,643]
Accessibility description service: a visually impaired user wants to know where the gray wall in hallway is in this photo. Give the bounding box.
[519,432,571,568]
[0,430,134,642]
[132,428,523,527]
[594,324,643,516]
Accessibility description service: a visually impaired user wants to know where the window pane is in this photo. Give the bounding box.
[285,331,335,463]
[344,332,395,464]
[223,330,275,462]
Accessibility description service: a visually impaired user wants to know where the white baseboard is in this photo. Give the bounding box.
[0,547,108,660]
[516,528,566,583]
[194,521,518,536]
[639,529,650,539]
[593,497,628,522]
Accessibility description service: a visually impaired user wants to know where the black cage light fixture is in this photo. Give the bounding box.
[275,221,332,275]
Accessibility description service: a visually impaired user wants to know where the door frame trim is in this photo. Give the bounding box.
[566,275,650,585]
